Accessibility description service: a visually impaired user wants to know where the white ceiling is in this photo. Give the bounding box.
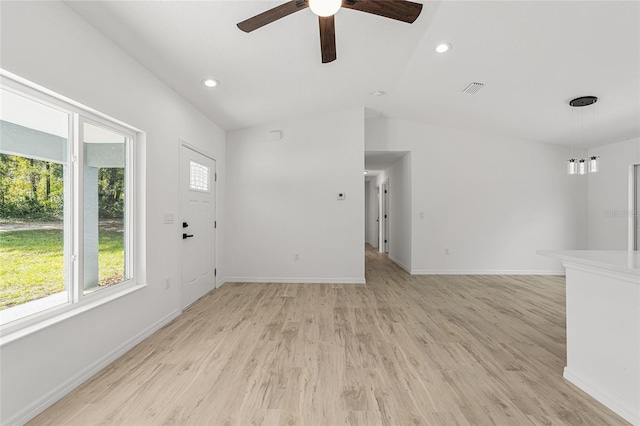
[66,1,640,147]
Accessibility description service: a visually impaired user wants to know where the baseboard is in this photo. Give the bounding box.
[225,277,366,284]
[4,309,181,426]
[388,255,411,273]
[563,367,639,425]
[410,269,566,276]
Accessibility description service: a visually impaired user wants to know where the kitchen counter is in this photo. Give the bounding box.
[538,250,639,425]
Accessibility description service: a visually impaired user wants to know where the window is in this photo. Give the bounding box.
[82,121,130,294]
[189,160,209,192]
[0,89,69,321]
[0,72,142,332]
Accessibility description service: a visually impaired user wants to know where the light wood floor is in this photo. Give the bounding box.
[30,246,628,425]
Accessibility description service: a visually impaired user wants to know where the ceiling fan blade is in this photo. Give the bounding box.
[342,0,423,24]
[319,15,337,63]
[237,0,309,33]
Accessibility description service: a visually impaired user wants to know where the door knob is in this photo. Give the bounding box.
[183,233,194,239]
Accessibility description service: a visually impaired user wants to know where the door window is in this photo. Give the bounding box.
[189,160,209,192]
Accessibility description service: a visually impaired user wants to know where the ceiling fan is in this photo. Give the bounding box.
[237,0,423,63]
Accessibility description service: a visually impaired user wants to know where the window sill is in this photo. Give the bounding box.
[1,292,69,325]
[0,283,147,346]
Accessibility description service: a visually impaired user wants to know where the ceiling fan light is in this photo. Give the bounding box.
[309,0,341,17]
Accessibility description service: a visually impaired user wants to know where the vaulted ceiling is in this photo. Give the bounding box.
[66,1,639,147]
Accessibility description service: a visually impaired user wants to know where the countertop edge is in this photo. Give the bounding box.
[537,250,640,277]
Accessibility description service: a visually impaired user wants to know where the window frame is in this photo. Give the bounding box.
[0,70,145,338]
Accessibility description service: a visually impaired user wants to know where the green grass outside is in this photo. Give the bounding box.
[0,229,125,309]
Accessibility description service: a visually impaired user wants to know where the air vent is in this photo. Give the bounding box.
[462,82,484,94]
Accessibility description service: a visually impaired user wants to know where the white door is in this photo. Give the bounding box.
[380,181,389,253]
[181,145,216,310]
[375,186,380,248]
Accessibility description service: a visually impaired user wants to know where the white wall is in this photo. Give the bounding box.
[366,117,587,274]
[225,108,365,283]
[587,137,640,249]
[0,2,226,424]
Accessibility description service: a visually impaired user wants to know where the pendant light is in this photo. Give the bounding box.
[567,105,578,175]
[588,155,599,173]
[568,95,598,175]
[588,102,599,173]
[578,158,587,175]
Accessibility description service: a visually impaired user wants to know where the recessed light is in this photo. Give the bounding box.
[202,78,219,88]
[364,170,369,175]
[435,43,452,53]
[370,90,385,97]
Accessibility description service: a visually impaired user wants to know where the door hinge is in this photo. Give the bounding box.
[215,173,217,182]
[214,268,217,277]
[384,190,387,193]
[214,221,217,229]
[384,215,387,218]
[385,240,387,243]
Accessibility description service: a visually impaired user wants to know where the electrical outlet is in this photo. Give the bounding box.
[444,248,450,255]
[164,212,174,224]
[165,278,170,289]
[294,253,300,261]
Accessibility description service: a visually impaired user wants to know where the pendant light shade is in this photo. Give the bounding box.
[588,155,599,173]
[567,159,578,175]
[578,159,587,175]
[587,104,599,173]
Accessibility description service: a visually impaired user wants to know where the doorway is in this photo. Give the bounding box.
[180,143,216,310]
[364,150,410,261]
